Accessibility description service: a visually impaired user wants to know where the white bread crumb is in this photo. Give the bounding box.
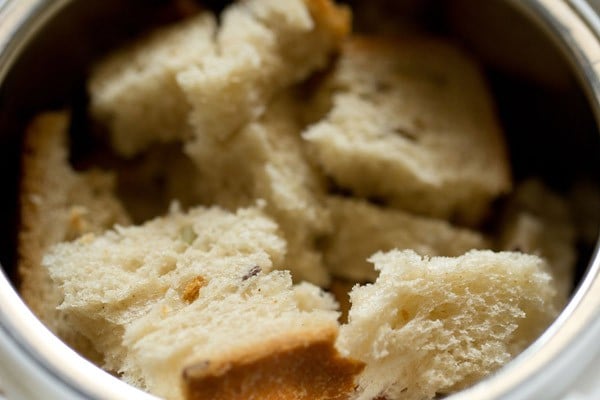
[303,36,511,224]
[89,14,217,156]
[180,0,350,150]
[337,249,558,400]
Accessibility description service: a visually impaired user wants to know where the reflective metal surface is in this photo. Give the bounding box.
[0,1,598,399]
[455,2,600,398]
[0,2,159,399]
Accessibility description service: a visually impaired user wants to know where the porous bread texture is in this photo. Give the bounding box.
[182,323,364,400]
[90,0,350,157]
[188,95,332,286]
[89,13,217,157]
[303,36,511,225]
[323,196,489,282]
[337,250,558,400]
[18,112,130,361]
[497,179,576,305]
[46,205,285,372]
[45,204,358,400]
[180,0,351,151]
[130,273,361,400]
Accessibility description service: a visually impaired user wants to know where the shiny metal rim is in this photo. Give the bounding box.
[0,1,158,399]
[455,0,600,399]
[0,1,598,399]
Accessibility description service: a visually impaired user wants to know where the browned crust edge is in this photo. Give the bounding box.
[306,0,352,43]
[182,325,364,400]
[17,111,70,301]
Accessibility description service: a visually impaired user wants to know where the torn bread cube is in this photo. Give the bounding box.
[180,0,350,152]
[323,196,490,282]
[89,14,217,156]
[189,95,332,286]
[336,250,558,400]
[132,273,363,400]
[45,205,285,373]
[303,36,511,224]
[497,179,577,305]
[45,205,362,400]
[18,111,130,361]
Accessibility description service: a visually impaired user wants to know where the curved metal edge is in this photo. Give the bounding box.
[452,1,600,399]
[0,1,599,400]
[0,1,159,399]
[569,0,600,41]
[0,0,70,84]
[0,267,159,400]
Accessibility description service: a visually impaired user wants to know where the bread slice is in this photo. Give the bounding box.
[189,95,332,286]
[90,0,350,158]
[323,196,490,282]
[180,0,350,152]
[337,250,558,400]
[89,13,218,157]
[45,204,361,400]
[18,111,131,361]
[497,179,576,305]
[303,36,511,224]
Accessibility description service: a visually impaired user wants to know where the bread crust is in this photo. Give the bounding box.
[18,111,130,362]
[182,325,364,400]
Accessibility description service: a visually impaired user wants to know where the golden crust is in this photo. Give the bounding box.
[182,326,364,400]
[305,0,352,43]
[18,111,71,306]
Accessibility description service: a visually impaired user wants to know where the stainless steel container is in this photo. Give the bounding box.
[0,1,598,399]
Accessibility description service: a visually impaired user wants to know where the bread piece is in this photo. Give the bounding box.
[497,179,576,305]
[46,205,362,399]
[18,111,131,361]
[189,95,332,286]
[180,0,350,152]
[46,205,285,372]
[303,36,511,224]
[89,13,218,156]
[323,196,489,281]
[337,250,558,400]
